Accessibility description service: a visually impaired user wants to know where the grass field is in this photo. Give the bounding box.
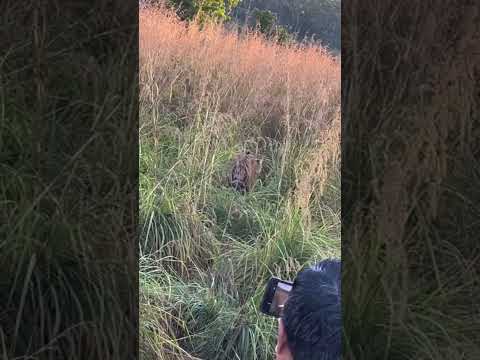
[139,6,341,359]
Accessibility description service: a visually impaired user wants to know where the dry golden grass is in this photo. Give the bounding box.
[140,5,340,145]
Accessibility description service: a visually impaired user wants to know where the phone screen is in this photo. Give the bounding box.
[260,278,293,317]
[270,281,292,316]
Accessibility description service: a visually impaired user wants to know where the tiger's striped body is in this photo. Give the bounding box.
[229,151,261,193]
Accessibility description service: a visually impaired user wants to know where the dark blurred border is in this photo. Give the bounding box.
[342,1,480,358]
[1,1,138,359]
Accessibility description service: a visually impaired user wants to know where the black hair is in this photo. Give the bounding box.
[282,259,341,360]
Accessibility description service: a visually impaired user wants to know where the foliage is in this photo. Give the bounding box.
[253,9,276,35]
[234,0,340,50]
[253,9,295,45]
[169,0,198,20]
[273,25,294,45]
[168,0,240,22]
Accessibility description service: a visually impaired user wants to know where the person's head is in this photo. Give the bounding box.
[275,259,341,360]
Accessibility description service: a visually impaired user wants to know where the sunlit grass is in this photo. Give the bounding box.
[139,5,340,359]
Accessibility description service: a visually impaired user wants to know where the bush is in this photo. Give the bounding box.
[168,0,240,22]
[253,9,295,45]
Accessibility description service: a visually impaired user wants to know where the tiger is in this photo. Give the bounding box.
[229,151,262,193]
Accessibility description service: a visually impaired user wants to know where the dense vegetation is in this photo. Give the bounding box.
[139,5,340,359]
[141,0,341,50]
[233,0,341,51]
[1,2,137,358]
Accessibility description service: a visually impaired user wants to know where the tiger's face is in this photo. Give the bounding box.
[229,151,262,193]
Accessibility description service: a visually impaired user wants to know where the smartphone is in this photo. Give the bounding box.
[259,277,294,318]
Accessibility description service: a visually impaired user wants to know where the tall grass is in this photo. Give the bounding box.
[1,2,138,359]
[342,1,480,359]
[139,5,340,359]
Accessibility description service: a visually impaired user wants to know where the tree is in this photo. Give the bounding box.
[253,9,276,35]
[274,25,294,45]
[253,9,294,45]
[233,0,340,50]
[169,0,240,22]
